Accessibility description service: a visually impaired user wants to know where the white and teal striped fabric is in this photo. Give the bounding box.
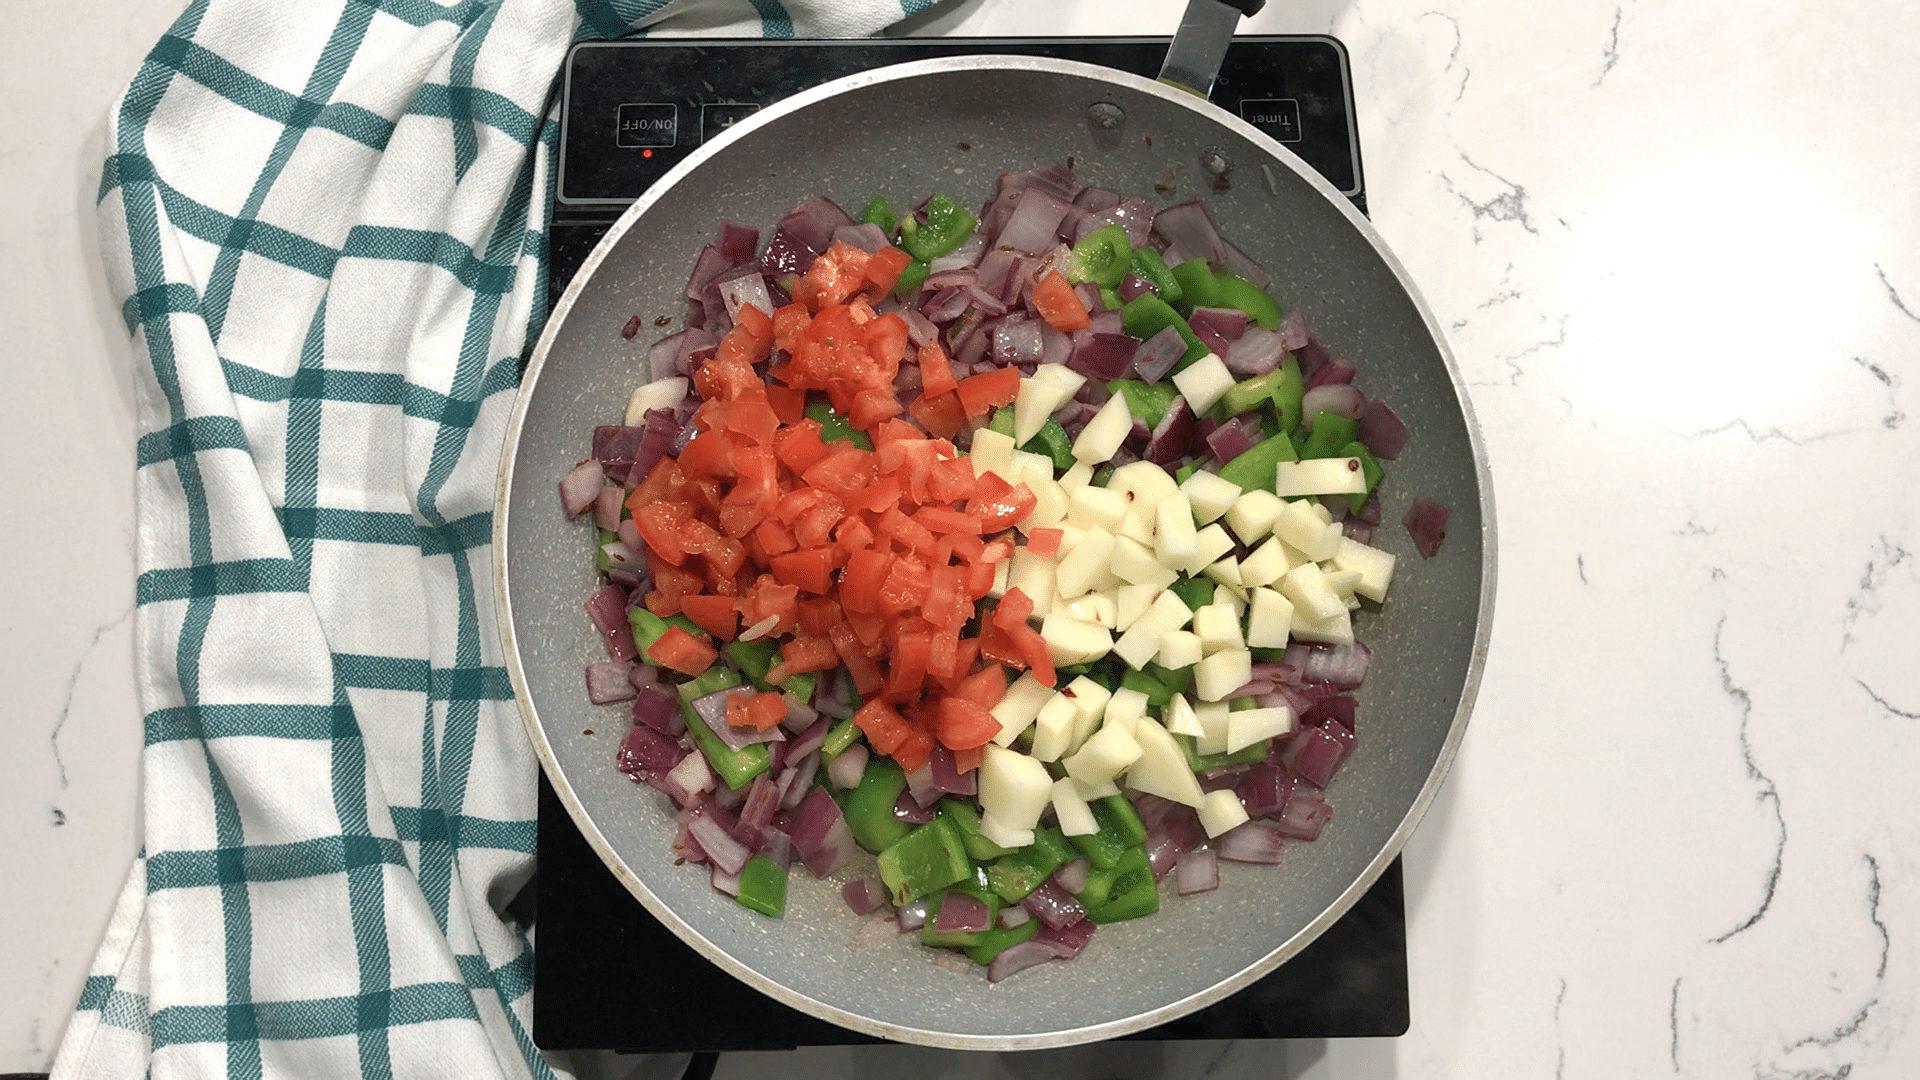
[54,2,929,1076]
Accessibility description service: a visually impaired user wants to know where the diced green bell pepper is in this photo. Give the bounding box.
[1067,795,1150,871]
[822,716,863,760]
[733,854,788,917]
[962,918,1042,965]
[1169,577,1215,611]
[878,813,973,906]
[1219,362,1296,420]
[726,639,814,703]
[1082,846,1160,924]
[1217,431,1300,494]
[1109,379,1182,430]
[1120,667,1175,709]
[844,758,910,853]
[1128,247,1183,306]
[899,193,976,261]
[985,825,1076,903]
[892,258,930,298]
[805,400,873,450]
[1339,440,1385,514]
[941,798,1019,862]
[1180,732,1268,772]
[1068,223,1133,288]
[1269,354,1305,436]
[1121,294,1209,370]
[858,195,897,233]
[630,607,707,656]
[1301,411,1361,460]
[1214,273,1283,330]
[1145,661,1194,697]
[1021,417,1077,472]
[1169,258,1222,312]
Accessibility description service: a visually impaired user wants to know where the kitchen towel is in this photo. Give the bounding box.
[53,1,929,1077]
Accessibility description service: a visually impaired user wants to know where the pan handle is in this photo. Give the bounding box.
[1219,0,1267,13]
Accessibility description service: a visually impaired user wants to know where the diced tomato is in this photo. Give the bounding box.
[770,547,835,595]
[891,725,935,774]
[953,744,985,774]
[839,548,891,615]
[993,587,1035,633]
[907,390,966,438]
[1009,623,1056,688]
[863,246,912,298]
[676,429,735,481]
[967,475,1037,532]
[917,342,957,400]
[678,594,740,642]
[933,697,1000,750]
[753,518,797,557]
[913,506,981,536]
[953,664,1008,710]
[647,626,718,677]
[853,699,910,754]
[955,368,1020,417]
[777,634,839,676]
[1031,270,1091,332]
[849,388,904,430]
[1026,527,1064,558]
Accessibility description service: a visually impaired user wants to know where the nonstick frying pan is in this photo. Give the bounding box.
[495,31,1493,1051]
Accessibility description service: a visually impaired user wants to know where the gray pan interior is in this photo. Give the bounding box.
[496,56,1494,1050]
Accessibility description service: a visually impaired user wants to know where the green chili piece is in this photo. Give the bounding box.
[899,193,977,261]
[1217,432,1300,494]
[805,400,874,450]
[877,814,973,906]
[1301,411,1361,459]
[858,195,897,233]
[1213,273,1283,329]
[1129,247,1184,306]
[733,854,788,917]
[844,758,911,853]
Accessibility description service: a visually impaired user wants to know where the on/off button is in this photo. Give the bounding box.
[616,103,677,149]
[1239,99,1302,143]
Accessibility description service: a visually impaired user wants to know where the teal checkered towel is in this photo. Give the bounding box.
[54,2,925,1076]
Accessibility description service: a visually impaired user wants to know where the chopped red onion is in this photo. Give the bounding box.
[987,940,1057,983]
[1204,414,1261,463]
[1117,273,1158,302]
[991,318,1043,367]
[584,585,637,662]
[1235,762,1287,819]
[1215,819,1288,865]
[1022,881,1088,930]
[929,744,976,797]
[1051,856,1090,895]
[1358,399,1410,459]
[592,483,625,531]
[896,898,929,933]
[716,271,774,321]
[1405,497,1450,558]
[893,789,939,824]
[1277,308,1312,350]
[1066,332,1137,382]
[842,877,889,916]
[1034,918,1096,959]
[789,787,858,877]
[1175,848,1221,896]
[849,912,897,952]
[1284,725,1351,789]
[1144,395,1195,466]
[558,460,604,519]
[691,688,787,752]
[1302,382,1366,422]
[778,752,820,811]
[585,661,637,705]
[996,188,1075,255]
[1223,326,1287,377]
[1301,694,1358,732]
[683,244,734,303]
[998,905,1032,929]
[934,890,993,934]
[1305,356,1357,389]
[616,723,683,774]
[832,222,891,253]
[664,750,714,806]
[710,862,742,897]
[737,773,781,835]
[1143,826,1184,880]
[630,681,682,737]
[687,809,751,875]
[1131,325,1186,384]
[1274,787,1333,841]
[826,743,868,789]
[1298,640,1371,688]
[1186,306,1249,355]
[899,305,939,347]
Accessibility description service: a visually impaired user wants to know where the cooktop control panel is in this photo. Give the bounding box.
[555,36,1364,215]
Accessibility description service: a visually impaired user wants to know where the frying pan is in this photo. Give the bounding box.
[495,29,1494,1052]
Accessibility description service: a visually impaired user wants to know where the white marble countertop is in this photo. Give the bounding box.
[7,0,1917,1076]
